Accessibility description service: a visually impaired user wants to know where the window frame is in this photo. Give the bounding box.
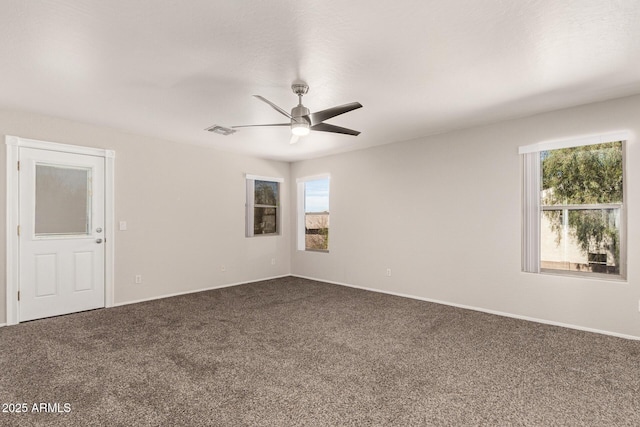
[296,174,330,252]
[520,132,628,280]
[245,174,283,237]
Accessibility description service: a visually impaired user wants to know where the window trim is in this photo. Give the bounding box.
[245,174,283,237]
[296,174,330,252]
[518,131,630,154]
[520,132,629,280]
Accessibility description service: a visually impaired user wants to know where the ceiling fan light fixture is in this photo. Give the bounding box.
[291,121,310,136]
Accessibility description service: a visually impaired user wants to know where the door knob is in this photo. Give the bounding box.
[96,238,103,244]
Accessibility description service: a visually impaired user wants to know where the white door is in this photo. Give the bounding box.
[18,147,105,322]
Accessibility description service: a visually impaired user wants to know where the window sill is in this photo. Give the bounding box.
[539,268,627,282]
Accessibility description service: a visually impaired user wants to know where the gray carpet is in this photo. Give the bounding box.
[1,276,639,426]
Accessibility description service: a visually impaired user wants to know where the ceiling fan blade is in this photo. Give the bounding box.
[290,134,299,145]
[231,123,290,129]
[253,95,293,119]
[309,102,362,125]
[311,122,360,136]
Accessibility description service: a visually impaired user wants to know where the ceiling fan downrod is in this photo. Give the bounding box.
[290,83,310,136]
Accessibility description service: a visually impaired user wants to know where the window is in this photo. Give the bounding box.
[297,175,330,251]
[246,175,283,237]
[521,132,627,278]
[35,164,91,236]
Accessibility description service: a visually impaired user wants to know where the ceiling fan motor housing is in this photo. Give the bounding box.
[291,104,311,135]
[291,104,310,121]
[291,83,311,134]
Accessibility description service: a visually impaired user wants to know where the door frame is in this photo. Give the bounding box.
[5,135,115,325]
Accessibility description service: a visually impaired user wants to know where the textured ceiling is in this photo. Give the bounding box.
[1,0,640,161]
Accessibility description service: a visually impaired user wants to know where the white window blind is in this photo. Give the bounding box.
[521,152,540,273]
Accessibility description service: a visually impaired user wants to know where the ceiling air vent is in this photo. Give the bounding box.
[205,125,236,136]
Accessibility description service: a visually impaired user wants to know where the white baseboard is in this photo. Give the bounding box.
[292,274,640,341]
[7,273,638,341]
[113,274,290,308]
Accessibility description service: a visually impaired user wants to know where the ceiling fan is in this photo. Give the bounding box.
[206,83,362,144]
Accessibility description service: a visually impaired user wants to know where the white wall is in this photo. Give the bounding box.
[0,109,291,323]
[291,94,640,339]
[3,94,640,339]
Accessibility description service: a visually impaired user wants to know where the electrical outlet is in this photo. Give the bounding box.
[271,258,276,265]
[386,268,392,277]
[135,275,142,284]
[221,265,226,272]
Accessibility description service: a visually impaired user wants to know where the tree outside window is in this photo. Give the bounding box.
[540,141,623,275]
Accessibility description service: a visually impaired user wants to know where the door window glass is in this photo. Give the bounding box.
[35,164,91,235]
